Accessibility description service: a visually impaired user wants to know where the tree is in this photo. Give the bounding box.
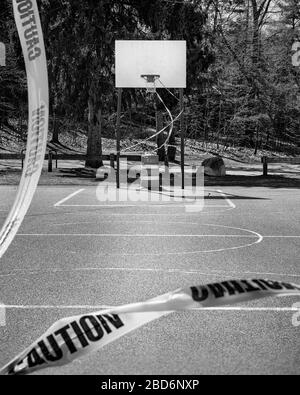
[0,0,27,131]
[39,0,212,167]
[195,0,300,153]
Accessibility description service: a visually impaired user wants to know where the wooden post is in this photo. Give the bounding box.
[110,153,115,169]
[21,150,25,169]
[192,165,197,187]
[180,89,185,189]
[159,172,163,192]
[116,88,122,189]
[262,156,268,177]
[48,151,53,173]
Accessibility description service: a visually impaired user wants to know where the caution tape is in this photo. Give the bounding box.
[0,0,49,260]
[1,278,299,375]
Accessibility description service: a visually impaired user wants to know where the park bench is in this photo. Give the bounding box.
[47,151,143,172]
[0,150,143,172]
[261,156,300,176]
[0,150,51,168]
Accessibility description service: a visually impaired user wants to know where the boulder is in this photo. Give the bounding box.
[96,166,111,181]
[202,156,226,177]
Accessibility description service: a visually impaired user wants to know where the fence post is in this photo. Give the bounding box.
[21,150,25,169]
[48,151,53,173]
[110,153,115,169]
[192,165,197,187]
[159,172,163,192]
[262,157,268,177]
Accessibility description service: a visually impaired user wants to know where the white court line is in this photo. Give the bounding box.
[16,234,259,238]
[2,305,299,312]
[54,188,234,209]
[36,222,300,238]
[48,220,255,227]
[263,236,300,238]
[1,266,300,279]
[218,190,236,209]
[54,204,230,208]
[16,233,299,239]
[14,224,264,255]
[50,220,220,227]
[56,212,227,217]
[54,189,85,207]
[50,212,232,217]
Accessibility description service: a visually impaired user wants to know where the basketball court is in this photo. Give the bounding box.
[1,21,300,374]
[0,183,299,374]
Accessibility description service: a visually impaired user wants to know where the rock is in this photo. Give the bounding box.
[96,166,111,180]
[202,156,226,177]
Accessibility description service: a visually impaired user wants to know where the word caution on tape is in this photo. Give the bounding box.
[1,279,299,375]
[0,0,49,260]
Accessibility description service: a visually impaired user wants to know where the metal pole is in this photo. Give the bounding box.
[180,89,185,189]
[116,88,122,189]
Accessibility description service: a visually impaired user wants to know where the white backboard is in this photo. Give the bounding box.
[115,40,186,89]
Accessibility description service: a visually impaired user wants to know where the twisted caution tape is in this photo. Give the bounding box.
[1,278,300,375]
[0,0,49,260]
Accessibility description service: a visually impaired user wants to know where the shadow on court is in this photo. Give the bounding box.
[204,175,300,189]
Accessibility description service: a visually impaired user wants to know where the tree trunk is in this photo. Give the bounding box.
[254,123,259,155]
[86,94,103,169]
[216,101,222,149]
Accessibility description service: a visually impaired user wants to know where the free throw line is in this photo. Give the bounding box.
[54,189,85,207]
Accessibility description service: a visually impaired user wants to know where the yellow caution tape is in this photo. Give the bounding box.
[0,0,49,260]
[1,278,299,375]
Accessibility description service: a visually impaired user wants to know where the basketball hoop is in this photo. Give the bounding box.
[141,74,160,93]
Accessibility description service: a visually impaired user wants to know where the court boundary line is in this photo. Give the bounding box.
[15,234,300,238]
[54,188,235,209]
[16,234,260,238]
[1,305,299,311]
[1,266,300,278]
[54,189,85,207]
[13,224,264,255]
[218,189,236,209]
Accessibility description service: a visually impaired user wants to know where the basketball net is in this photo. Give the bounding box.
[141,74,160,93]
[146,84,156,93]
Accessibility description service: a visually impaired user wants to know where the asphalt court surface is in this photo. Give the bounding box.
[0,184,300,374]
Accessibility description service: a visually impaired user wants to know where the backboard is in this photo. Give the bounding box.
[115,40,186,89]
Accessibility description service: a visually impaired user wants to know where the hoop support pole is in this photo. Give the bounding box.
[116,88,122,189]
[180,89,185,189]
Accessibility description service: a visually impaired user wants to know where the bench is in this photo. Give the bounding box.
[261,156,300,176]
[0,151,143,172]
[0,150,53,169]
[47,152,143,172]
